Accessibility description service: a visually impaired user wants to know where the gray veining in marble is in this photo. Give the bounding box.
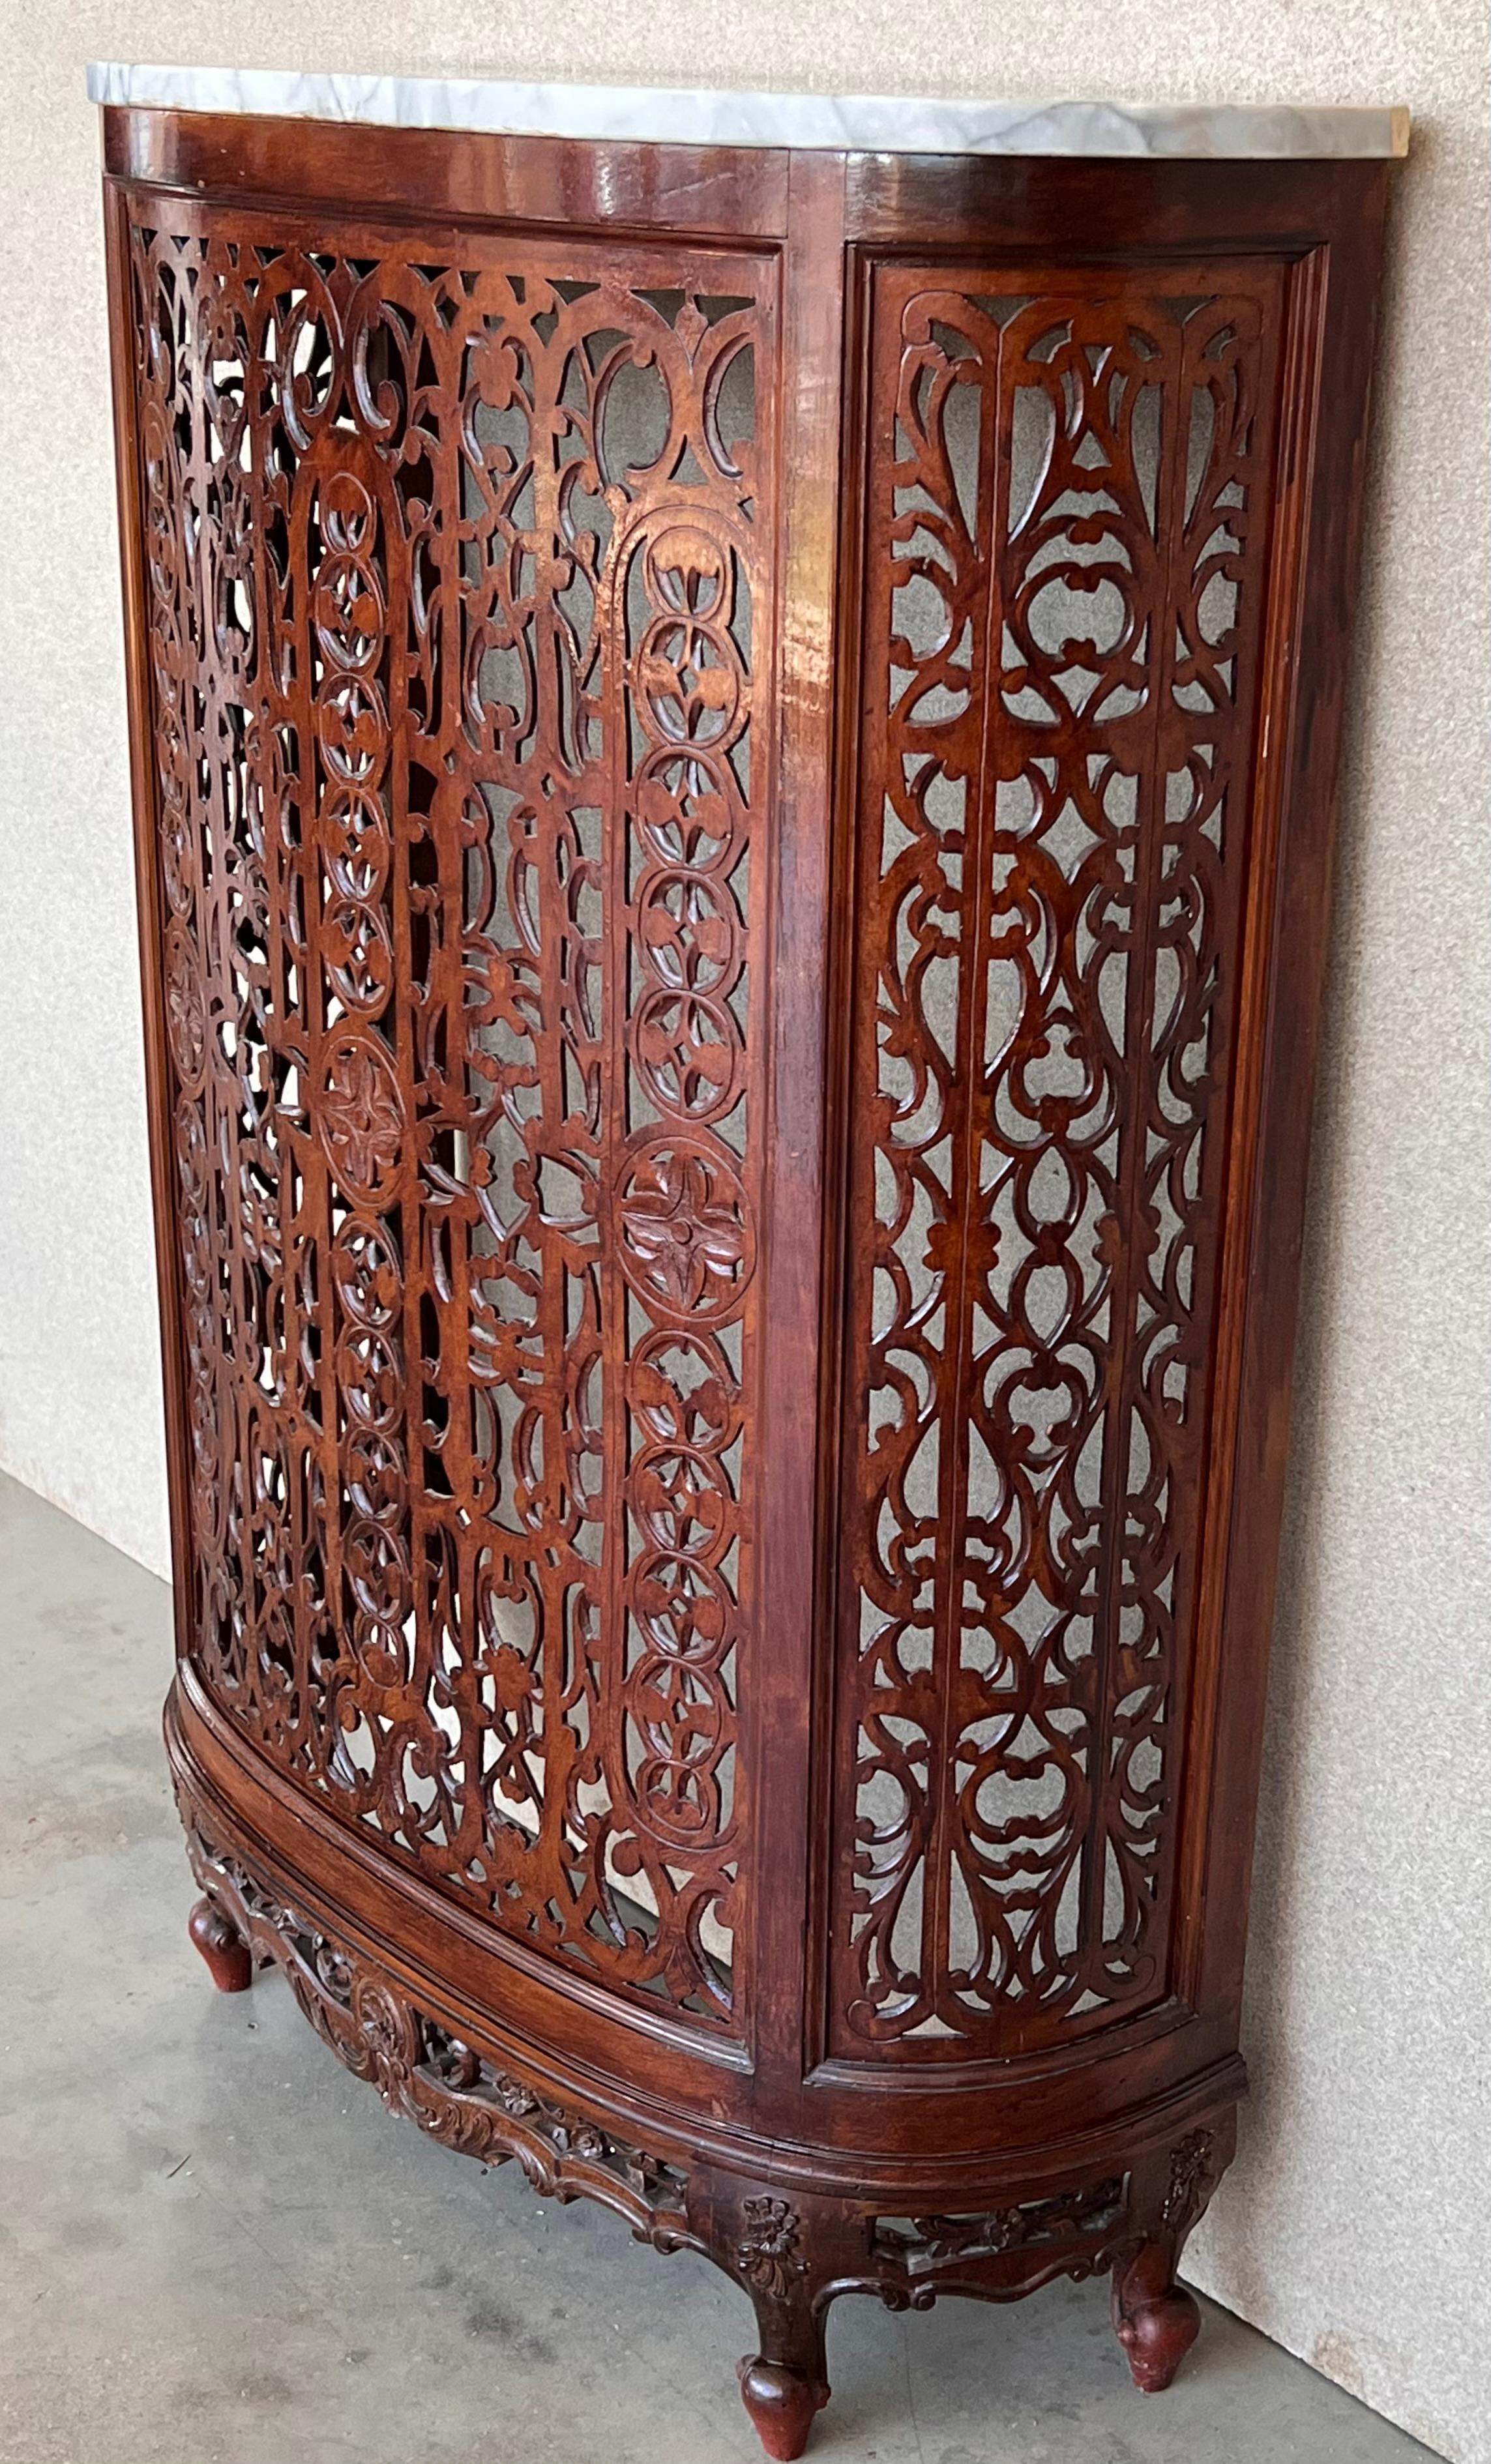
[86,63,1409,159]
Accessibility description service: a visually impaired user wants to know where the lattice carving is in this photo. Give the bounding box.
[128,203,775,2027]
[832,267,1284,2053]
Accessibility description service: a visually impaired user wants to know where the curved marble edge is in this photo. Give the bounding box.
[85,63,1410,160]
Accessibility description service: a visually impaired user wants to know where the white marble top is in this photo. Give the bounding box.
[87,64,1409,160]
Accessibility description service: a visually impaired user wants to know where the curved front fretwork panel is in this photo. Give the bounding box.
[123,185,777,2042]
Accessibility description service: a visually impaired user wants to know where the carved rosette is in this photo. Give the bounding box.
[737,2197,809,2300]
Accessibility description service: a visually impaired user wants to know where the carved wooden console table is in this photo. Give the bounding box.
[97,65,1402,2456]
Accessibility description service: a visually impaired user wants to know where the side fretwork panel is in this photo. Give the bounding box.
[125,194,778,2037]
[829,257,1288,2060]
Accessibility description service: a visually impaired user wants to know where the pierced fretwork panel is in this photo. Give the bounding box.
[831,265,1285,2055]
[128,201,775,2031]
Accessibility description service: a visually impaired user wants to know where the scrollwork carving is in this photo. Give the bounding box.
[864,2173,1134,2308]
[128,206,775,2029]
[183,1821,697,2249]
[832,266,1286,2057]
[873,2177,1127,2280]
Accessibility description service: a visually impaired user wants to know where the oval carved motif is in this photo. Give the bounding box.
[615,1136,756,1323]
[316,1027,405,1201]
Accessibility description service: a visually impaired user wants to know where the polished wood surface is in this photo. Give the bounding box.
[102,102,1393,2455]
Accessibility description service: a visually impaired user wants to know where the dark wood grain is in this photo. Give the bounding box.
[102,102,1394,2457]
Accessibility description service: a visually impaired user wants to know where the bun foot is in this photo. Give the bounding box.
[1112,2267,1201,2392]
[737,2356,829,2459]
[188,1895,253,1992]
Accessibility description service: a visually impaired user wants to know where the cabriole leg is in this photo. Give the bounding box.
[187,1894,253,1993]
[737,2298,829,2462]
[733,2192,832,2460]
[1111,2237,1201,2392]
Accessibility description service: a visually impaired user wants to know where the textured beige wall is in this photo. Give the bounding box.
[1,4,1486,2457]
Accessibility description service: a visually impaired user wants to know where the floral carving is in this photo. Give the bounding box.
[617,1139,754,1319]
[636,527,745,748]
[633,986,740,1122]
[316,1030,404,1197]
[736,2198,808,2300]
[162,918,206,1085]
[1161,2130,1217,2234]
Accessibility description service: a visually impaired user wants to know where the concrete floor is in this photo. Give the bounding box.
[0,1470,1441,2464]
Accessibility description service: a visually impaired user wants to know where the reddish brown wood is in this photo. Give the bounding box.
[101,100,1394,2456]
[188,1894,254,1991]
[1113,2257,1203,2394]
[829,262,1287,2062]
[737,2357,829,2462]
